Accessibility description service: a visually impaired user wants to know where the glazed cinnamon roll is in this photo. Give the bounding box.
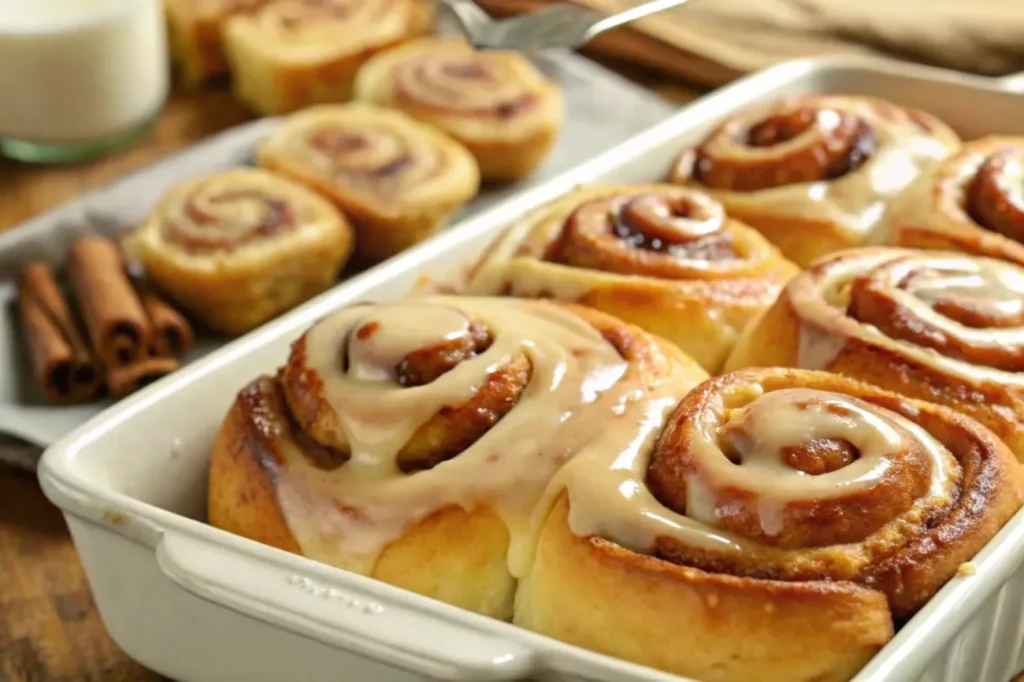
[671,96,960,267]
[208,295,709,618]
[725,247,1024,459]
[130,168,354,335]
[258,103,480,263]
[222,0,433,115]
[876,137,1024,266]
[466,184,799,373]
[354,37,563,182]
[164,0,267,86]
[517,367,1023,682]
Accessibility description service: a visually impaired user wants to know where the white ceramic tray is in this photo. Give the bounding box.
[38,56,1024,682]
[0,50,676,466]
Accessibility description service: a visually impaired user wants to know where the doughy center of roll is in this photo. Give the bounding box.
[296,123,445,195]
[613,194,722,247]
[545,189,742,277]
[345,305,474,383]
[167,186,298,252]
[693,104,877,191]
[393,52,536,118]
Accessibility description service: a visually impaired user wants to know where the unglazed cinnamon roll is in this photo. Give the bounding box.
[258,103,479,263]
[466,184,799,373]
[130,168,354,335]
[518,367,1023,682]
[208,295,709,618]
[164,0,267,86]
[671,96,960,267]
[725,247,1024,459]
[354,37,563,182]
[876,137,1024,266]
[222,0,433,115]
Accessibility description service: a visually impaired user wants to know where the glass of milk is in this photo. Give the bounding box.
[0,0,170,163]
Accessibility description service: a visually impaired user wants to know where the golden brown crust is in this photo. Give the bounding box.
[671,95,960,267]
[516,367,1024,682]
[208,297,688,619]
[165,0,268,86]
[725,247,1024,460]
[258,104,479,264]
[353,37,563,182]
[516,495,893,682]
[130,168,354,335]
[877,136,1024,267]
[207,373,520,616]
[207,376,303,555]
[466,184,799,373]
[222,0,432,115]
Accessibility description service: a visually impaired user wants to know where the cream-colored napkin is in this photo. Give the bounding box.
[477,0,1024,86]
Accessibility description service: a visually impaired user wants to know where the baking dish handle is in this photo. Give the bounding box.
[156,531,536,681]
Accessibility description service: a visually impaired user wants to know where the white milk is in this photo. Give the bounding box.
[0,0,169,146]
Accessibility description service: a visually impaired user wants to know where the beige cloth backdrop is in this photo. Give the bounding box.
[477,0,1024,86]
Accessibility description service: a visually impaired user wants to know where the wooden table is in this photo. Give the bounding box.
[0,63,700,682]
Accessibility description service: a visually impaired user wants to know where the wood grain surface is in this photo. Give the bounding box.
[0,68,698,682]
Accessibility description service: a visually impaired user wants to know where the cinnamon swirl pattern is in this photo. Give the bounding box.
[877,137,1024,266]
[466,184,799,372]
[725,247,1024,459]
[671,95,960,267]
[208,296,709,618]
[258,103,479,263]
[354,38,563,181]
[130,168,354,335]
[518,367,1023,682]
[222,0,433,115]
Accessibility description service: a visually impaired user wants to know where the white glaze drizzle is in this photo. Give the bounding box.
[275,296,679,576]
[692,98,957,240]
[556,384,954,552]
[791,249,1024,386]
[271,295,960,580]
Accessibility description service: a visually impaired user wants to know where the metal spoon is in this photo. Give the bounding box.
[440,0,694,51]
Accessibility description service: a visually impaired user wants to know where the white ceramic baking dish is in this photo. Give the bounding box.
[38,56,1024,682]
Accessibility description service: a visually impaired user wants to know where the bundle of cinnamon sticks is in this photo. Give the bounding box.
[17,236,196,404]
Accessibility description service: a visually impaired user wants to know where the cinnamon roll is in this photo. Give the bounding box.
[354,37,563,182]
[466,184,799,373]
[130,168,354,335]
[208,296,709,618]
[258,103,480,263]
[517,367,1023,682]
[671,96,960,267]
[876,137,1024,266]
[164,0,267,86]
[725,247,1024,459]
[222,0,433,115]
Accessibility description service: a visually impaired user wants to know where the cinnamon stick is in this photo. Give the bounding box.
[139,288,195,358]
[67,236,153,368]
[16,261,102,404]
[106,356,180,399]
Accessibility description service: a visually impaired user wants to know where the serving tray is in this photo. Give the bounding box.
[0,50,677,466]
[37,56,1024,682]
